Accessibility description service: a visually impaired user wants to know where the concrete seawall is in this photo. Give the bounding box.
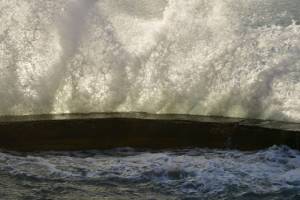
[0,113,299,151]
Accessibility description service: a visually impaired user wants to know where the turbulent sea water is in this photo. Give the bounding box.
[1,1,300,199]
[1,0,300,122]
[0,146,299,200]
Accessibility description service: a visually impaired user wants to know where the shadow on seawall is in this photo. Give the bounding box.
[0,112,299,151]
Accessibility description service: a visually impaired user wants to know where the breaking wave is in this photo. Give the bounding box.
[1,0,300,122]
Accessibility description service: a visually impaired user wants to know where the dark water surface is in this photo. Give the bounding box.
[0,146,299,200]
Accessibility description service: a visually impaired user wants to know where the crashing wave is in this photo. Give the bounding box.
[1,0,300,122]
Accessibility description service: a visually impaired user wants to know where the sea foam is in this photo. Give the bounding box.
[1,0,300,122]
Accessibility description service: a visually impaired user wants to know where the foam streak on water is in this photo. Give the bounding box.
[1,0,300,122]
[0,146,299,199]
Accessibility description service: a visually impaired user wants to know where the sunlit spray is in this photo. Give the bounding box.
[0,0,300,122]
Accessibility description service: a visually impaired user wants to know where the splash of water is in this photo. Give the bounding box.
[1,0,300,122]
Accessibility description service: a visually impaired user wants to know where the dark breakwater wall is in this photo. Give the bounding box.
[0,113,299,151]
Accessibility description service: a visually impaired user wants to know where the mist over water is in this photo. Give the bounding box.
[1,0,300,122]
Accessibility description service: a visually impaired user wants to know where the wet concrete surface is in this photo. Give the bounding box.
[0,113,299,151]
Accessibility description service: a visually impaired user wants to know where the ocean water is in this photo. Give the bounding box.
[0,146,299,199]
[1,0,300,122]
[1,1,300,199]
